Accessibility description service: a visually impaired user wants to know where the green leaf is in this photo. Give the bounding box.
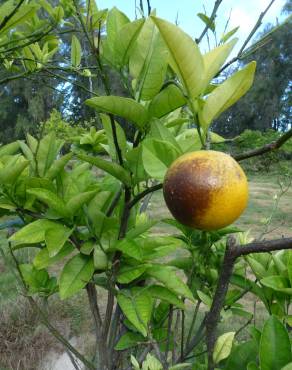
[59,254,94,299]
[150,119,181,151]
[147,265,194,302]
[213,332,235,364]
[197,290,212,308]
[169,365,192,370]
[114,19,144,66]
[71,35,82,67]
[142,138,181,180]
[225,339,258,370]
[247,362,260,370]
[287,251,292,286]
[86,96,148,129]
[147,285,185,309]
[33,243,74,269]
[202,39,237,90]
[9,219,57,245]
[115,239,142,261]
[151,16,204,102]
[126,219,156,239]
[259,315,292,370]
[45,225,73,257]
[36,133,64,177]
[45,152,73,180]
[197,13,215,32]
[106,7,130,56]
[221,27,240,44]
[117,265,147,284]
[117,288,153,337]
[261,276,292,295]
[27,188,68,217]
[115,331,145,350]
[199,61,256,129]
[78,153,131,186]
[66,190,99,216]
[281,363,292,370]
[130,18,168,101]
[0,142,19,156]
[0,159,29,184]
[148,84,186,118]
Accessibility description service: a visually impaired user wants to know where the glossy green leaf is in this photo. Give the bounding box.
[115,331,145,350]
[27,188,68,217]
[59,254,94,299]
[117,265,147,284]
[151,16,204,102]
[150,119,181,150]
[202,39,237,90]
[78,153,131,186]
[147,285,185,309]
[199,62,256,129]
[115,239,142,261]
[106,7,130,57]
[260,276,292,295]
[130,18,168,101]
[9,219,57,245]
[259,315,292,370]
[213,332,235,364]
[45,225,73,257]
[114,19,144,66]
[0,142,19,156]
[66,190,99,216]
[142,138,181,180]
[117,288,153,337]
[247,362,260,370]
[147,265,194,302]
[148,84,186,118]
[225,339,258,370]
[45,152,73,180]
[86,96,148,129]
[0,159,29,184]
[36,133,64,177]
[71,35,82,67]
[33,243,74,269]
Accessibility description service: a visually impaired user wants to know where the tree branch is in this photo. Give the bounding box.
[205,235,292,369]
[128,183,163,209]
[0,0,25,31]
[196,0,223,44]
[234,128,292,161]
[218,0,276,74]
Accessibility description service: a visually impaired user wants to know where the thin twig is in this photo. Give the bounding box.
[196,0,223,44]
[218,0,276,74]
[0,0,25,31]
[128,183,163,209]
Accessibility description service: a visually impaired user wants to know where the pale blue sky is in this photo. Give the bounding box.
[98,0,286,54]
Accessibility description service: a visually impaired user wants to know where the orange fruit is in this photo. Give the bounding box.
[163,150,248,230]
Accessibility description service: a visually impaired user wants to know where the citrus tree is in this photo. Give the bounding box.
[0,1,292,370]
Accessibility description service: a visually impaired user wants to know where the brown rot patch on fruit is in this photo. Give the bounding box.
[163,157,215,227]
[163,150,248,230]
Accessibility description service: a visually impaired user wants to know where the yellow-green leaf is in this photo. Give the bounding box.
[86,96,148,129]
[213,332,235,364]
[71,35,82,67]
[199,61,256,129]
[151,16,204,102]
